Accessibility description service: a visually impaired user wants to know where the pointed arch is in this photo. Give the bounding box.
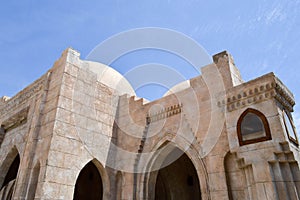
[237,108,271,145]
[0,147,20,189]
[142,140,209,200]
[0,147,20,200]
[73,159,110,200]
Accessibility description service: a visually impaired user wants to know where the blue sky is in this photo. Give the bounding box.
[0,0,299,131]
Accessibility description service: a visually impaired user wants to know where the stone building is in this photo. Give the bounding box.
[0,48,299,200]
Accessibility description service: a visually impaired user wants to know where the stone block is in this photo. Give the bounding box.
[0,49,299,200]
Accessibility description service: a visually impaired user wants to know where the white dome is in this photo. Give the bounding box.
[163,80,190,97]
[83,61,136,96]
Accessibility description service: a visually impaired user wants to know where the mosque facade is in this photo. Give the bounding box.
[0,48,299,199]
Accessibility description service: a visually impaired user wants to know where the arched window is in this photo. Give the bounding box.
[283,110,299,145]
[237,108,271,145]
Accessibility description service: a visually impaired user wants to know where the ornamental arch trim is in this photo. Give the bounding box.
[142,139,210,200]
[237,108,272,146]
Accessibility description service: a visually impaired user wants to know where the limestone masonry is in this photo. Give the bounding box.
[0,48,299,199]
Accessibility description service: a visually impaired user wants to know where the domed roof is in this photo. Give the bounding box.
[83,60,136,96]
[163,80,190,96]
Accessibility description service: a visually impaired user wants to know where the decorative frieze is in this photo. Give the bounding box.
[274,77,295,112]
[148,104,183,123]
[219,76,295,112]
[0,75,46,117]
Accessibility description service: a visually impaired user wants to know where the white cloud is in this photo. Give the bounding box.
[265,5,286,25]
[251,2,287,26]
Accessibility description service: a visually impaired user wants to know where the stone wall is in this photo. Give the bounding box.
[0,48,299,200]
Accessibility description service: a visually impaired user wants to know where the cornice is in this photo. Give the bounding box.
[0,74,47,117]
[218,74,295,112]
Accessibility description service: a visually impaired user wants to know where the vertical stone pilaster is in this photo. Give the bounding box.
[252,161,277,200]
[0,126,5,147]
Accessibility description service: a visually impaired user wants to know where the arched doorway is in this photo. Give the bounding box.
[73,161,103,200]
[153,147,201,200]
[0,154,20,200]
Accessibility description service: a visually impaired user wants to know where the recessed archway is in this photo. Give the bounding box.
[0,152,20,200]
[1,154,20,190]
[73,161,103,200]
[151,146,201,200]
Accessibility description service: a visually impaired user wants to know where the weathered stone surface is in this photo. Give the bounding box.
[0,48,299,200]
